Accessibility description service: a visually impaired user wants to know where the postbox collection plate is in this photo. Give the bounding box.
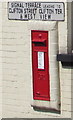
[38,51,44,69]
[31,30,50,101]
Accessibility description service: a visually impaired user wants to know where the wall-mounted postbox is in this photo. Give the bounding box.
[31,30,50,101]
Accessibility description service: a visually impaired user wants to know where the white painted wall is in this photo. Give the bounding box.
[0,2,2,119]
[0,0,72,118]
[28,21,60,111]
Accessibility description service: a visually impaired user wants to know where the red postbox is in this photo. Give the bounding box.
[31,30,50,101]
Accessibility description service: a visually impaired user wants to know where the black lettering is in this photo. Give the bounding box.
[59,9,62,14]
[13,8,15,13]
[40,14,42,19]
[20,3,24,7]
[25,3,27,7]
[11,3,14,8]
[18,9,23,13]
[28,14,32,20]
[25,2,41,8]
[44,14,47,20]
[55,9,62,14]
[9,8,13,13]
[11,2,24,8]
[11,8,23,13]
[24,14,28,18]
[57,5,61,8]
[16,3,20,7]
[48,15,51,19]
[24,8,37,14]
[16,8,23,13]
[24,9,26,13]
[36,2,41,8]
[20,14,23,19]
[39,9,44,14]
[55,9,58,14]
[46,9,54,14]
[28,8,31,13]
[40,14,51,20]
[33,14,36,19]
[33,9,37,14]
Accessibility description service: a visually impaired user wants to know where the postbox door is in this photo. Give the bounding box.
[31,30,50,101]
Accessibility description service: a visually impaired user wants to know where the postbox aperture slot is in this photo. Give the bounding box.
[35,42,46,46]
[32,39,46,46]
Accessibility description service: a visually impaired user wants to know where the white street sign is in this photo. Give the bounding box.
[8,2,65,21]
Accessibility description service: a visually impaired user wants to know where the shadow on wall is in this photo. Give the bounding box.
[33,107,60,114]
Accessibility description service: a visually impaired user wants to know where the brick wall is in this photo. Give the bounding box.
[1,0,72,118]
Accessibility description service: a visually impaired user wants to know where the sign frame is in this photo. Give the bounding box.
[8,2,65,21]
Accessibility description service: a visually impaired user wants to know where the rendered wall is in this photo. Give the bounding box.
[1,0,72,118]
[0,2,2,119]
